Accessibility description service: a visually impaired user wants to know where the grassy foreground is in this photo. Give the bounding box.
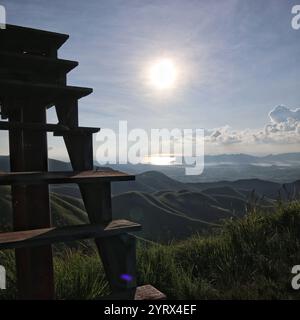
[1,201,300,299]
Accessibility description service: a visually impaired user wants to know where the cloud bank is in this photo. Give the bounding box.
[206,105,300,147]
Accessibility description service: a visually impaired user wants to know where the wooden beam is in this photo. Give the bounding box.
[97,234,138,293]
[102,285,166,300]
[55,98,79,127]
[0,24,69,56]
[135,285,166,300]
[8,100,54,300]
[0,220,141,250]
[55,97,138,297]
[0,51,78,74]
[0,80,93,102]
[0,120,100,135]
[0,170,135,185]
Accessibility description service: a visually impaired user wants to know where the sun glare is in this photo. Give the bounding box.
[144,155,176,166]
[148,58,178,90]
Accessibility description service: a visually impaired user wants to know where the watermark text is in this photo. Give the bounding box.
[0,265,6,290]
[291,265,300,290]
[0,5,6,29]
[95,121,204,175]
[292,5,300,30]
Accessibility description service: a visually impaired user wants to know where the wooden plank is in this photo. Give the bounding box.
[97,234,138,294]
[54,97,138,297]
[0,79,93,102]
[0,220,141,250]
[135,285,166,300]
[0,24,68,55]
[55,98,79,127]
[0,170,135,185]
[8,100,54,300]
[101,285,166,300]
[0,51,78,73]
[0,121,100,135]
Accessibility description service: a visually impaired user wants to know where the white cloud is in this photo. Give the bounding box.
[269,105,300,123]
[206,105,300,147]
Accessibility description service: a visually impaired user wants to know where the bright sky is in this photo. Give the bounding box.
[1,0,300,158]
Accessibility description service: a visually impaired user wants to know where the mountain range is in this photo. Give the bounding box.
[1,154,300,242]
[99,152,300,183]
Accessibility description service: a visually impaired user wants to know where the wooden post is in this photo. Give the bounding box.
[55,100,138,297]
[79,183,138,295]
[8,99,54,300]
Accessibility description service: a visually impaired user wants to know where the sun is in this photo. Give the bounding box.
[148,58,178,90]
[143,155,176,166]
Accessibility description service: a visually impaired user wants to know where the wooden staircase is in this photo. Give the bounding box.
[0,24,165,300]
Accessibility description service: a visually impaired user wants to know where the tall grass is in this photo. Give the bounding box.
[137,201,300,299]
[54,248,109,299]
[1,201,300,299]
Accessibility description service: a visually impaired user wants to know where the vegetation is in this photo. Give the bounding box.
[1,201,300,299]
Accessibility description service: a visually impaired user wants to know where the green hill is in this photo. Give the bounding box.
[0,179,277,242]
[136,201,300,299]
[155,190,230,220]
[0,186,213,242]
[112,191,215,242]
[1,201,300,300]
[111,170,187,195]
[0,187,89,232]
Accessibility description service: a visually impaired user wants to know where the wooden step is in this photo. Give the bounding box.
[0,51,78,74]
[101,285,166,300]
[0,220,141,250]
[135,285,166,300]
[0,121,100,135]
[0,24,69,55]
[0,170,135,185]
[0,79,92,102]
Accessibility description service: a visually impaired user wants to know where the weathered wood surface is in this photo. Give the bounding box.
[7,102,54,300]
[0,24,68,55]
[135,285,167,300]
[0,220,141,250]
[0,79,93,101]
[0,51,78,73]
[0,170,135,185]
[0,121,100,135]
[55,98,139,296]
[101,285,167,300]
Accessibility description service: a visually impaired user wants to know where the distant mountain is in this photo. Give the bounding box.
[1,153,300,183]
[111,171,187,195]
[201,186,245,198]
[2,170,299,242]
[0,185,214,242]
[204,153,259,164]
[111,171,299,200]
[0,186,88,232]
[204,152,300,164]
[1,154,300,242]
[260,153,300,163]
[50,168,300,203]
[105,153,300,183]
[0,156,72,172]
[113,191,214,242]
[188,179,282,198]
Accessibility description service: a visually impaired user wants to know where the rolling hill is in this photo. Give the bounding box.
[0,186,89,232]
[1,155,299,242]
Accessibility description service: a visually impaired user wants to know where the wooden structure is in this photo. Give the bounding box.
[0,25,164,300]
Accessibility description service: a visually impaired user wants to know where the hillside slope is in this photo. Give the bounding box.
[0,187,88,231]
[112,191,217,242]
[2,201,300,300]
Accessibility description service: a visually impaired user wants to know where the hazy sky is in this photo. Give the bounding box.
[1,0,300,158]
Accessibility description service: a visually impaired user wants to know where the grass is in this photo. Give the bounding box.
[137,201,300,299]
[1,201,300,299]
